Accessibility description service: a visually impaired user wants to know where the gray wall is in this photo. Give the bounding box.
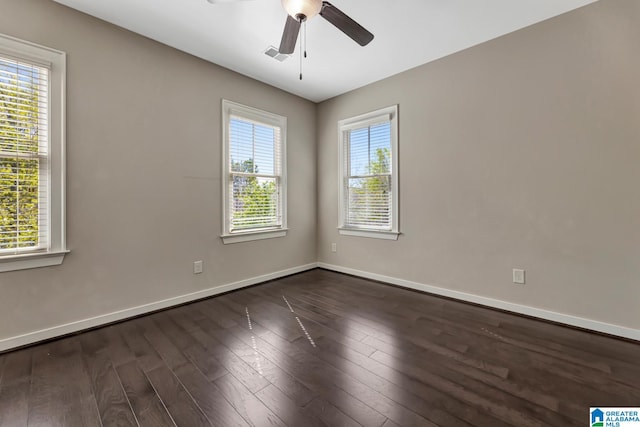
[0,0,317,342]
[1,0,638,345]
[317,0,640,330]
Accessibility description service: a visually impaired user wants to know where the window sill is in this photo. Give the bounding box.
[0,250,70,273]
[221,229,288,245]
[338,228,400,240]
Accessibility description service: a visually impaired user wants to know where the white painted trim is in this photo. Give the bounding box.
[0,250,69,272]
[317,263,640,341]
[0,34,68,268]
[221,99,287,238]
[338,228,400,240]
[0,262,318,352]
[338,104,399,235]
[221,229,288,244]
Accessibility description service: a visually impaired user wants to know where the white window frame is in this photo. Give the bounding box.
[221,100,287,244]
[338,105,399,240]
[0,33,67,272]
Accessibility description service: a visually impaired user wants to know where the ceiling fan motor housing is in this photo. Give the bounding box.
[281,0,322,21]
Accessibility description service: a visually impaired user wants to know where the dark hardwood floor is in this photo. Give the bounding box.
[0,268,638,426]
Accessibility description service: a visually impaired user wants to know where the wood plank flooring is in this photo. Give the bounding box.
[0,268,638,426]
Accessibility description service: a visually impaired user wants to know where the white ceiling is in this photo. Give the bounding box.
[52,0,596,102]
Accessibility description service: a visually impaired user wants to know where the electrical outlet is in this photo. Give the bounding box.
[193,260,203,274]
[513,268,525,284]
[331,243,337,253]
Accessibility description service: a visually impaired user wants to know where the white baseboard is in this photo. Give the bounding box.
[3,261,637,352]
[318,263,640,341]
[0,263,318,353]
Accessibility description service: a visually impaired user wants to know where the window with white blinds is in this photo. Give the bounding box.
[0,34,66,272]
[339,105,399,240]
[0,56,48,254]
[222,100,287,244]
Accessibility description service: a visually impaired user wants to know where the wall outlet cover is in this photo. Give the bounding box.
[513,268,525,284]
[194,260,203,274]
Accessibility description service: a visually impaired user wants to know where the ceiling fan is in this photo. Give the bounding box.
[207,0,374,55]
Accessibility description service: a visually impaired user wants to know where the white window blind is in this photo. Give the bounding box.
[0,55,49,255]
[221,100,287,244]
[229,116,282,231]
[345,121,392,229]
[339,105,399,240]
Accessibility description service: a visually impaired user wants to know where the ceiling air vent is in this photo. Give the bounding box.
[264,46,290,62]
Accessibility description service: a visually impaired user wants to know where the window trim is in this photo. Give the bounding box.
[338,105,399,240]
[221,100,287,245]
[0,33,67,272]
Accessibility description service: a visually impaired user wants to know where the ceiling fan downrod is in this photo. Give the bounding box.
[300,20,307,80]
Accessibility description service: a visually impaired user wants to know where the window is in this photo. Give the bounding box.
[338,105,399,240]
[0,34,66,272]
[221,100,287,244]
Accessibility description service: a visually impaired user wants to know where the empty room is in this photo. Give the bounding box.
[0,0,639,425]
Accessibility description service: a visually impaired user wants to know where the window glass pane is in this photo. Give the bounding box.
[253,124,275,175]
[0,61,45,154]
[347,176,391,228]
[0,158,39,249]
[349,123,391,177]
[229,118,255,173]
[231,175,278,230]
[229,118,276,175]
[349,127,369,176]
[369,122,391,174]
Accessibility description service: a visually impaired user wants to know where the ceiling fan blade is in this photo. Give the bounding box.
[320,1,374,46]
[279,15,301,54]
